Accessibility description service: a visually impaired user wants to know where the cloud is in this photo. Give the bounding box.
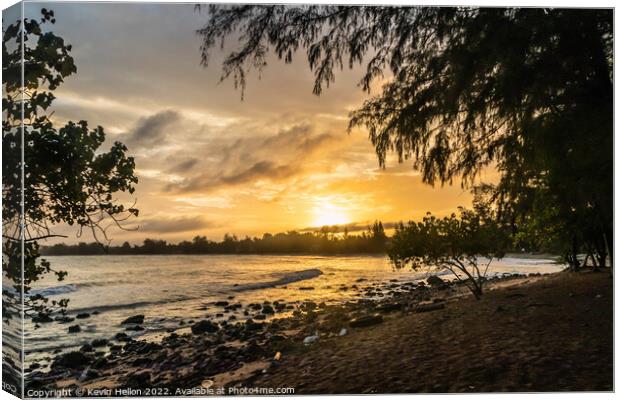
[220,161,300,185]
[127,110,180,147]
[138,215,214,233]
[167,123,341,193]
[169,158,199,173]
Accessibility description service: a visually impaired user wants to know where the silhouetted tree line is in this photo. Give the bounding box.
[41,222,390,256]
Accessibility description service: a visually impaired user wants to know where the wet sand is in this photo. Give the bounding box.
[248,271,613,393]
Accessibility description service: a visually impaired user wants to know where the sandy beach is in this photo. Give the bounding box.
[26,269,612,395]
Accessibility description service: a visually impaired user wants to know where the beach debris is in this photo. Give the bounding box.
[274,351,282,361]
[121,314,144,325]
[339,328,348,336]
[414,303,445,313]
[349,314,383,328]
[303,332,320,345]
[191,320,219,334]
[68,325,81,333]
[76,312,90,319]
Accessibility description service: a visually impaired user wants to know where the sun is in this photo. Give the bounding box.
[312,200,349,227]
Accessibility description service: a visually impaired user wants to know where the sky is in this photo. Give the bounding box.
[16,3,496,244]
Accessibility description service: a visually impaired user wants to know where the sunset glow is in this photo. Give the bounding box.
[312,200,350,227]
[33,3,485,244]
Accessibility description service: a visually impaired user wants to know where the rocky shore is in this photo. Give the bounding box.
[25,270,612,394]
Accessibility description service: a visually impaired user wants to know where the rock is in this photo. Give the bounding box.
[262,305,275,314]
[254,314,266,320]
[302,301,317,312]
[68,325,81,333]
[215,301,229,307]
[75,313,90,319]
[52,351,92,369]
[426,275,445,286]
[124,371,151,388]
[245,319,263,331]
[80,344,94,352]
[121,315,144,325]
[29,362,41,370]
[55,315,75,323]
[114,332,130,342]
[191,320,219,334]
[376,303,401,313]
[349,314,383,328]
[91,338,108,347]
[339,328,348,336]
[415,303,445,313]
[299,287,315,291]
[303,334,320,345]
[125,325,144,331]
[32,314,54,323]
[92,357,108,369]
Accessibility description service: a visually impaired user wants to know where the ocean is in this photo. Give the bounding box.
[21,254,563,368]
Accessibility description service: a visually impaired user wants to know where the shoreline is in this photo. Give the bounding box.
[24,268,612,394]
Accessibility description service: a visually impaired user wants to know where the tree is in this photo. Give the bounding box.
[2,9,138,322]
[198,6,613,268]
[389,207,509,299]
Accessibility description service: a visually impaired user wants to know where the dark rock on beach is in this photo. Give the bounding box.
[75,313,90,319]
[67,325,81,333]
[426,275,445,286]
[91,338,109,347]
[121,315,145,324]
[52,351,92,370]
[114,332,130,342]
[32,314,54,323]
[191,320,219,334]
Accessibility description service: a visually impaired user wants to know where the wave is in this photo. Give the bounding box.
[30,279,132,297]
[68,296,195,315]
[232,268,323,292]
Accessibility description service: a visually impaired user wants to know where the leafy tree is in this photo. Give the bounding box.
[389,207,509,299]
[198,6,613,268]
[2,9,138,322]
